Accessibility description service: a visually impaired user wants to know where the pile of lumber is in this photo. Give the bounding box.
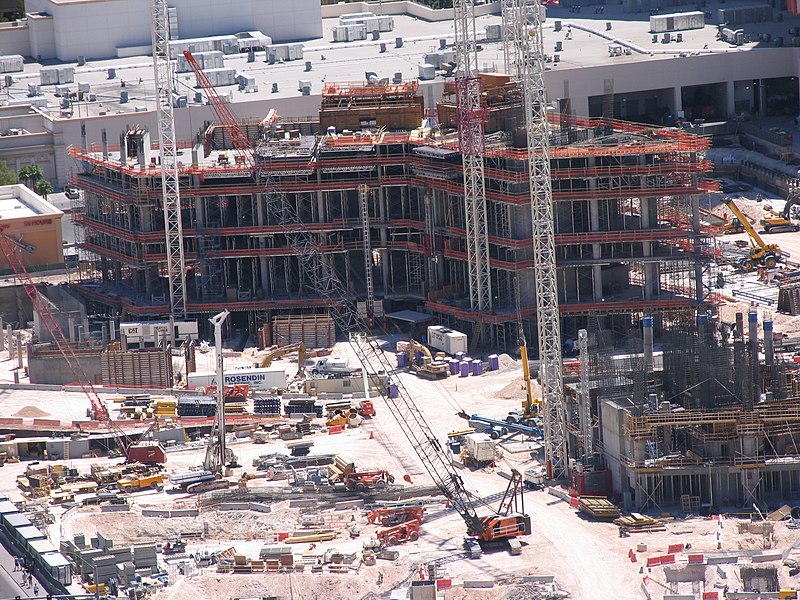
[327,455,354,483]
[578,496,621,519]
[613,513,667,532]
[284,529,338,544]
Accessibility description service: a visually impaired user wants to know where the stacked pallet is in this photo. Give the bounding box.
[286,399,323,417]
[254,396,282,416]
[153,400,176,417]
[578,496,621,520]
[177,397,216,417]
[613,513,667,532]
[327,455,354,483]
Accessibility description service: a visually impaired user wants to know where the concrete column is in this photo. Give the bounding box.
[725,80,736,119]
[764,318,774,366]
[7,327,13,362]
[101,129,109,161]
[255,194,269,296]
[673,86,683,117]
[749,310,760,404]
[109,317,115,341]
[643,316,653,377]
[379,188,389,293]
[0,317,4,351]
[592,264,603,302]
[15,335,22,370]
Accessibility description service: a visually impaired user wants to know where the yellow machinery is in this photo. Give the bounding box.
[260,342,325,375]
[506,343,541,424]
[722,197,782,270]
[406,340,449,380]
[761,189,800,233]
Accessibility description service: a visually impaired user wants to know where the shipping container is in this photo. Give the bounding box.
[427,325,468,355]
[187,366,287,391]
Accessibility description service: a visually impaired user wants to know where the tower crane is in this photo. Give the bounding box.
[151,0,188,323]
[504,0,568,478]
[453,0,493,329]
[184,52,530,549]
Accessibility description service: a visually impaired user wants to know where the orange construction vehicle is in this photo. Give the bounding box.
[344,470,394,492]
[358,400,376,417]
[376,519,421,546]
[368,506,424,526]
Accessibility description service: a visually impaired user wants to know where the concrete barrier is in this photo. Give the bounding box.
[169,509,199,517]
[219,502,251,511]
[463,580,495,588]
[249,503,271,513]
[289,499,316,508]
[547,487,571,502]
[706,555,739,565]
[334,500,364,510]
[751,551,782,563]
[142,509,170,517]
[523,575,555,583]
[100,504,130,512]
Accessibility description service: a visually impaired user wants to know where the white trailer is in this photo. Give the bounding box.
[187,366,287,391]
[462,432,496,466]
[427,325,468,355]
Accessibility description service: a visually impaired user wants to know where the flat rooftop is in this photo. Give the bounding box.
[5,0,800,121]
[0,184,63,221]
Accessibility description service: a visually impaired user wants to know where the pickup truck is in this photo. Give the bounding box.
[118,473,164,492]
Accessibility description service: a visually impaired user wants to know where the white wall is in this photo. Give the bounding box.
[0,21,30,58]
[25,0,322,61]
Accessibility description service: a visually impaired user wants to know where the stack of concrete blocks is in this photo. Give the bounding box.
[115,561,136,587]
[132,542,158,572]
[176,51,224,73]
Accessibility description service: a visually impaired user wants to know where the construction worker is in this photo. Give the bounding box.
[377,571,384,585]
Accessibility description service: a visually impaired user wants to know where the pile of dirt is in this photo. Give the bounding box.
[12,406,50,418]
[497,353,519,369]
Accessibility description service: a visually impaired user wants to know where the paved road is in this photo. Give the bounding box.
[0,533,48,599]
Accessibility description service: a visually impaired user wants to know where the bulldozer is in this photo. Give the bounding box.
[406,340,449,380]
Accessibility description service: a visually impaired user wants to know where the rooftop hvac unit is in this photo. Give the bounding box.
[439,38,447,49]
[372,31,380,41]
[27,84,39,97]
[393,72,402,83]
[298,80,311,95]
[395,37,403,48]
[424,52,441,68]
[120,90,129,103]
[380,43,386,53]
[60,98,70,109]
[77,55,85,66]
[108,68,116,79]
[135,106,147,112]
[305,61,312,72]
[247,50,255,62]
[418,63,435,81]
[365,71,378,83]
[78,82,90,93]
[272,83,278,93]
[194,91,203,103]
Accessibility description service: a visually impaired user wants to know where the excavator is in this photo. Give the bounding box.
[405,339,449,380]
[722,197,782,271]
[761,189,800,233]
[259,342,326,376]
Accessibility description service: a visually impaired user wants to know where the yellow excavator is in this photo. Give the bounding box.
[761,189,800,233]
[722,197,782,271]
[406,339,450,380]
[260,342,324,376]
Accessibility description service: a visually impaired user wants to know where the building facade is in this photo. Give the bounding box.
[68,78,713,347]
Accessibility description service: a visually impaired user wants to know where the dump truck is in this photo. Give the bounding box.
[117,473,164,492]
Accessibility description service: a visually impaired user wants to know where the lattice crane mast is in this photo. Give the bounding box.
[453,0,492,318]
[184,52,530,544]
[151,0,188,321]
[0,232,134,455]
[509,0,569,479]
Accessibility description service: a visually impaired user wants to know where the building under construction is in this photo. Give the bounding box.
[68,74,715,348]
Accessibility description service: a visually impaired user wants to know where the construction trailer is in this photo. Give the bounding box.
[69,74,713,348]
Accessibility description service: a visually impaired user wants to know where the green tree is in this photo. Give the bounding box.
[18,164,43,188]
[35,179,52,199]
[0,161,18,185]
